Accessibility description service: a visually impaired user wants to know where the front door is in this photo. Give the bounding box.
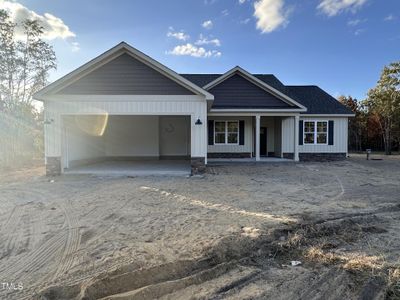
[260,127,267,156]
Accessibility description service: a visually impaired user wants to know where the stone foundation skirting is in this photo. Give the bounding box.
[46,157,61,176]
[207,152,252,159]
[299,153,347,162]
[191,157,206,175]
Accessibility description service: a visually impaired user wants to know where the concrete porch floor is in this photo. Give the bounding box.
[207,157,293,164]
[64,160,191,176]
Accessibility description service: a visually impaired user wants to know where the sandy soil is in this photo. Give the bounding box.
[0,154,400,299]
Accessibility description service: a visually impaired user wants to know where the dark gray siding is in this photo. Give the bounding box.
[208,74,292,109]
[180,74,286,91]
[182,73,354,114]
[58,54,195,95]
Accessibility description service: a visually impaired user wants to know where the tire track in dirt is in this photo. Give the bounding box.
[52,200,81,281]
[45,187,137,290]
[0,187,67,285]
[1,180,137,298]
[0,187,54,263]
[5,207,27,259]
[0,231,66,279]
[0,205,25,260]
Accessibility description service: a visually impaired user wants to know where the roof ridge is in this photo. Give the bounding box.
[286,85,319,87]
[179,73,222,75]
[253,73,277,75]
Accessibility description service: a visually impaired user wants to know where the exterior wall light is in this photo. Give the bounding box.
[195,118,202,125]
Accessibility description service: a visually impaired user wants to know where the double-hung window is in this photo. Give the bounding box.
[214,121,239,145]
[304,121,328,145]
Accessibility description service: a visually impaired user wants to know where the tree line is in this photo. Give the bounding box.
[339,62,400,155]
[0,9,56,168]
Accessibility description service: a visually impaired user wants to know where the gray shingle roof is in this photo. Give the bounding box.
[180,73,353,115]
[285,86,353,115]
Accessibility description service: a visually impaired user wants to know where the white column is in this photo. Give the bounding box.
[280,117,284,158]
[294,115,299,161]
[255,115,261,161]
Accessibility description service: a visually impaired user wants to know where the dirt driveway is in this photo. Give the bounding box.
[1,155,400,299]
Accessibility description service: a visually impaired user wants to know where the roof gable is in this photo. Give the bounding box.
[203,67,307,111]
[182,72,354,115]
[208,73,293,109]
[58,53,194,95]
[34,42,214,101]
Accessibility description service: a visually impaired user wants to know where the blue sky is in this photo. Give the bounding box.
[2,0,399,100]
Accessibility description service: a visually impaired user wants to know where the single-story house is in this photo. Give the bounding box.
[34,42,354,176]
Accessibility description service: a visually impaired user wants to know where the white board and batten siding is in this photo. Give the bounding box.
[44,95,207,159]
[207,116,253,153]
[281,117,295,153]
[282,117,349,153]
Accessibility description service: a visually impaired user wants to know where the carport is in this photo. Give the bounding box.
[35,42,212,176]
[61,114,191,176]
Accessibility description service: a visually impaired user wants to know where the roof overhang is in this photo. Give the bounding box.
[301,114,355,117]
[34,42,214,101]
[203,66,307,112]
[210,108,305,113]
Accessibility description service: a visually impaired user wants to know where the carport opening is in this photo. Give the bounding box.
[61,115,191,175]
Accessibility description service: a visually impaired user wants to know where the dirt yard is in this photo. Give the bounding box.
[1,155,400,299]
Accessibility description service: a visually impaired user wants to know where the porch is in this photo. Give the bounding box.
[207,114,300,161]
[208,157,293,164]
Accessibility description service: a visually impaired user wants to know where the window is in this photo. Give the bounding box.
[316,121,327,144]
[214,121,239,144]
[304,121,315,144]
[304,121,328,145]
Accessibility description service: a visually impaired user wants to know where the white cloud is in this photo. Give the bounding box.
[384,14,395,21]
[202,20,213,29]
[0,0,76,40]
[167,43,221,58]
[354,28,365,35]
[239,0,248,4]
[317,0,367,17]
[347,18,366,26]
[253,0,291,33]
[240,18,251,24]
[71,41,80,52]
[347,19,360,26]
[167,27,190,41]
[195,34,221,47]
[222,9,229,16]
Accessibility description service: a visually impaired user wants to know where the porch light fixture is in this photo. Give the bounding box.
[195,118,202,125]
[44,118,54,125]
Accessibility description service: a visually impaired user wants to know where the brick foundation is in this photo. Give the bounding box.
[191,157,206,175]
[46,157,61,176]
[282,153,294,159]
[207,153,252,159]
[299,153,347,162]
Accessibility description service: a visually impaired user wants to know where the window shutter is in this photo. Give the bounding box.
[208,120,214,145]
[328,120,334,145]
[239,120,245,145]
[299,120,303,145]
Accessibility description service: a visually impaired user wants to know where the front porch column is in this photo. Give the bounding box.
[255,115,261,161]
[294,115,299,161]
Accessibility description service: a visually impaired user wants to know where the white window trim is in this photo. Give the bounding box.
[303,120,329,145]
[214,120,240,145]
